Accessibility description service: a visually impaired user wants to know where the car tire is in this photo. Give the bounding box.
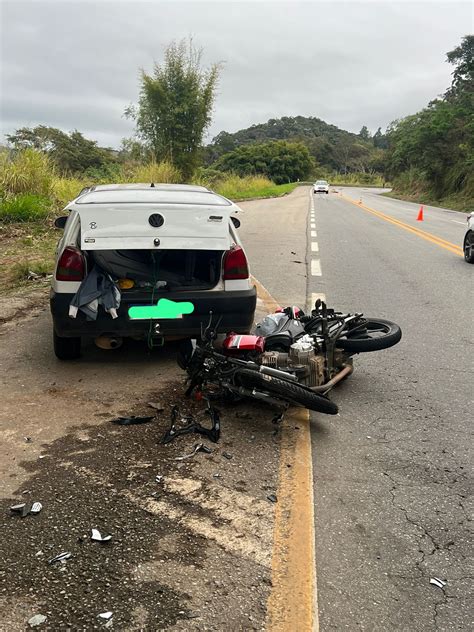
[53,331,81,360]
[464,231,474,263]
[326,191,329,194]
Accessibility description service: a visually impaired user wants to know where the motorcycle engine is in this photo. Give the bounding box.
[260,335,326,386]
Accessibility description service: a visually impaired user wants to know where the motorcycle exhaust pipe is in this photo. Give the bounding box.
[311,363,353,393]
[258,365,298,381]
[94,335,123,350]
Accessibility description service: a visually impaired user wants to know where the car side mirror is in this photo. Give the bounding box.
[231,216,241,229]
[54,216,68,229]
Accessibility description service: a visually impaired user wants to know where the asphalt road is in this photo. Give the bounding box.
[240,187,473,631]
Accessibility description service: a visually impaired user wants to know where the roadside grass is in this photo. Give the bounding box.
[382,190,474,213]
[214,176,298,200]
[0,223,58,294]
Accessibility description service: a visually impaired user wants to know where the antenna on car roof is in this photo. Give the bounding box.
[150,182,155,187]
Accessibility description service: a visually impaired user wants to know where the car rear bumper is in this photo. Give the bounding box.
[50,287,257,338]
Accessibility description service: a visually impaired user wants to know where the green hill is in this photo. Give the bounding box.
[205,115,385,174]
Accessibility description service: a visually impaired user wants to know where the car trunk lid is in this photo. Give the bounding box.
[76,205,233,251]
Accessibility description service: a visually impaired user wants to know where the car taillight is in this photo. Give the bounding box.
[56,246,85,281]
[223,246,249,280]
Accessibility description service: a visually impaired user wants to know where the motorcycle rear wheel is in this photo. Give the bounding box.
[336,318,401,352]
[235,368,338,415]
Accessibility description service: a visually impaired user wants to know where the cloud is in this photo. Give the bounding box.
[0,0,470,147]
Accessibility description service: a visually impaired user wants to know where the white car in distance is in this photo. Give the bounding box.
[313,180,329,194]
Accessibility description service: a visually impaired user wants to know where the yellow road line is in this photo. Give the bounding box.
[267,408,318,631]
[252,275,318,631]
[339,193,463,256]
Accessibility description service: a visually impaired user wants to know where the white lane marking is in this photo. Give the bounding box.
[311,242,319,252]
[309,191,315,212]
[310,223,316,229]
[451,220,466,225]
[311,259,322,276]
[310,213,315,219]
[311,230,317,238]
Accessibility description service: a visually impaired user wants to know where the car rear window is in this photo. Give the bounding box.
[76,189,232,206]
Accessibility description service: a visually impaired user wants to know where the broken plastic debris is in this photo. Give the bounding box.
[161,404,221,444]
[267,494,278,503]
[111,416,154,426]
[48,552,72,564]
[28,614,47,627]
[222,452,233,460]
[430,577,446,589]
[98,612,113,620]
[174,443,212,461]
[155,475,163,483]
[24,436,32,443]
[10,502,42,517]
[91,529,112,543]
[147,402,165,411]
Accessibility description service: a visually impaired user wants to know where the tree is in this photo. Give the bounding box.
[373,127,388,149]
[213,141,315,184]
[5,125,115,174]
[445,34,474,100]
[358,126,371,141]
[126,39,221,180]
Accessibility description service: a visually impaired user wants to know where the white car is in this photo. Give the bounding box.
[463,213,474,263]
[313,180,329,194]
[50,183,256,359]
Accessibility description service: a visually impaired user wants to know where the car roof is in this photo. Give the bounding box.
[87,183,211,193]
[74,183,232,207]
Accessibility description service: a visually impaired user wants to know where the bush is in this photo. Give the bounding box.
[0,148,53,197]
[0,193,51,222]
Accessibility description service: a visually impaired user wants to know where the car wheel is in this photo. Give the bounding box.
[53,331,81,360]
[326,191,329,194]
[464,231,474,263]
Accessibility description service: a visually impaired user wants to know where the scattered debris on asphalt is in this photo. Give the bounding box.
[24,436,32,443]
[28,614,47,627]
[174,443,212,461]
[155,475,163,483]
[98,611,113,620]
[267,494,278,503]
[10,501,42,517]
[91,528,112,543]
[222,452,233,460]
[48,552,72,564]
[430,577,446,589]
[161,404,221,444]
[147,401,165,411]
[111,415,154,426]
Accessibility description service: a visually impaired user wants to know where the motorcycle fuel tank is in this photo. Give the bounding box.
[222,333,265,355]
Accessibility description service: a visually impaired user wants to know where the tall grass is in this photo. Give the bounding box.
[0,149,54,197]
[120,160,182,184]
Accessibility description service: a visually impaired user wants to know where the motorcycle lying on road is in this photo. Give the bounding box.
[177,300,402,415]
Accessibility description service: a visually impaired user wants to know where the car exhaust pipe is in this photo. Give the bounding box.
[95,335,123,350]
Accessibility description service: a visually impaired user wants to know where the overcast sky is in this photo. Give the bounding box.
[0,0,472,148]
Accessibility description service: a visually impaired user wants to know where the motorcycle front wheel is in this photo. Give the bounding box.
[235,368,338,415]
[336,318,402,352]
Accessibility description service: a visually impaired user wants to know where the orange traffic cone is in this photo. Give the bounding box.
[417,205,424,221]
